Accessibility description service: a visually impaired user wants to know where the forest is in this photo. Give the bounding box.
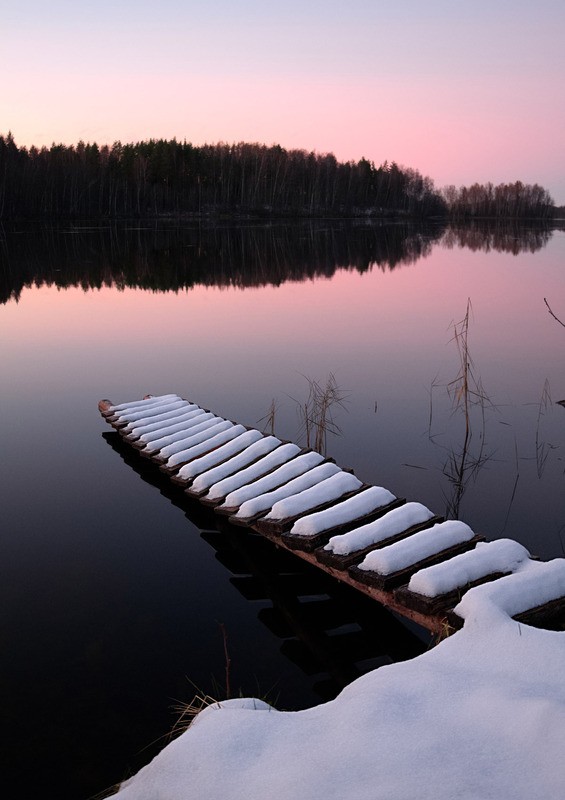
[0,133,555,221]
[0,134,444,219]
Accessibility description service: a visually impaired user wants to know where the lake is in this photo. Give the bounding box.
[1,219,564,799]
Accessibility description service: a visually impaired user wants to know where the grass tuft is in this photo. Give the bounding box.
[291,372,349,456]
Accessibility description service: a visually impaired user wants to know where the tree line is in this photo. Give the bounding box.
[0,133,556,221]
[0,133,445,220]
[441,181,554,219]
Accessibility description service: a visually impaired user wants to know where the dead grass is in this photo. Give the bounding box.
[291,372,349,456]
[430,299,495,518]
[257,397,278,435]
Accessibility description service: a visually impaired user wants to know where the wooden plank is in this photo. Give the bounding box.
[214,453,335,515]
[151,421,235,469]
[183,440,295,501]
[166,423,296,484]
[252,485,371,539]
[259,599,355,633]
[348,536,485,592]
[280,498,408,554]
[159,424,256,476]
[314,515,444,570]
[228,509,271,528]
[513,596,565,630]
[123,407,211,445]
[230,573,332,601]
[393,571,510,615]
[270,538,451,635]
[138,423,214,461]
[108,399,188,430]
[199,446,318,507]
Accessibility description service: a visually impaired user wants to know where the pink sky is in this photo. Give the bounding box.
[3,0,565,202]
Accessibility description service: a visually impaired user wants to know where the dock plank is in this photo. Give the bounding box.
[280,487,403,553]
[315,515,444,570]
[349,535,485,592]
[253,473,365,538]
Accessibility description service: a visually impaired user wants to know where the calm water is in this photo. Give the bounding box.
[1,220,564,799]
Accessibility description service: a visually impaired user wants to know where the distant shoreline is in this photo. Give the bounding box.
[0,211,562,224]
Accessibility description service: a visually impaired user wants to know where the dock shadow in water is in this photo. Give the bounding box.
[103,431,428,704]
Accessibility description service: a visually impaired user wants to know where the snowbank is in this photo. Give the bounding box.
[109,558,565,800]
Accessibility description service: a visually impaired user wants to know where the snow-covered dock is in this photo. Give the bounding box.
[99,393,565,635]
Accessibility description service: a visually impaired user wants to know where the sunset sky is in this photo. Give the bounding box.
[4,0,565,202]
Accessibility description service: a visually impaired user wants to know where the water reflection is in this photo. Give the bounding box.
[0,220,444,304]
[1,219,560,305]
[441,219,558,255]
[2,218,565,800]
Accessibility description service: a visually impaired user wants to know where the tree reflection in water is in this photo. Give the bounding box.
[1,219,559,305]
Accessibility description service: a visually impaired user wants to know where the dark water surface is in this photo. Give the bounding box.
[1,220,564,799]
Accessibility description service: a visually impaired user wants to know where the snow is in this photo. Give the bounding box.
[125,405,201,436]
[288,485,397,538]
[233,461,341,519]
[114,398,188,425]
[134,408,209,444]
[190,436,282,493]
[108,394,180,414]
[108,558,565,800]
[408,539,531,597]
[160,419,232,461]
[175,430,264,481]
[166,424,247,469]
[324,502,435,556]
[217,449,322,507]
[264,471,363,521]
[358,520,475,575]
[456,559,565,624]
[141,413,219,451]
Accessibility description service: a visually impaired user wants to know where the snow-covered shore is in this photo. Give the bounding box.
[109,559,565,800]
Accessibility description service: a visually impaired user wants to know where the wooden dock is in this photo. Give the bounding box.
[99,393,565,635]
